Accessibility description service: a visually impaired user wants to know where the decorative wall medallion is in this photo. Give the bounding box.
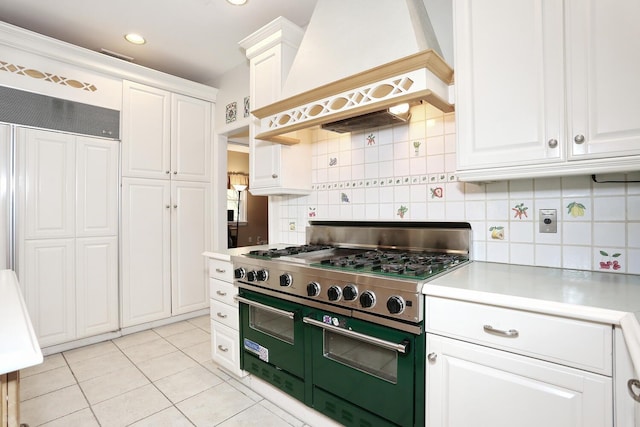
[366,133,376,145]
[0,60,98,91]
[329,157,337,166]
[512,203,528,219]
[225,102,237,124]
[243,96,250,117]
[341,193,350,203]
[308,207,316,217]
[289,221,296,231]
[599,250,621,270]
[567,202,586,217]
[413,140,421,156]
[430,187,444,198]
[397,205,408,218]
[489,226,505,240]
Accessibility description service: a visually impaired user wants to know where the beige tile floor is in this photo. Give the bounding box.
[19,316,306,427]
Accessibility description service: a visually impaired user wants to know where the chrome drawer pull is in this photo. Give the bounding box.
[215,268,226,273]
[217,312,227,319]
[483,325,519,338]
[628,379,640,402]
[217,345,229,352]
[216,290,227,296]
[234,296,295,320]
[303,316,408,354]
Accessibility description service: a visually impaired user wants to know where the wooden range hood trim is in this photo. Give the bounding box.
[252,50,454,144]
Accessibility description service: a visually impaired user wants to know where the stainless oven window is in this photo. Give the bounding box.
[323,330,398,384]
[250,306,295,344]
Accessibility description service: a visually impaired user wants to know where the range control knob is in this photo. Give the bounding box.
[343,284,358,301]
[387,296,406,314]
[360,291,376,308]
[234,267,246,279]
[256,269,269,281]
[327,286,342,302]
[307,281,321,297]
[246,270,257,282]
[279,273,293,287]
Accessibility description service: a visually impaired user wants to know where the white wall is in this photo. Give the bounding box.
[271,103,640,275]
[213,61,250,135]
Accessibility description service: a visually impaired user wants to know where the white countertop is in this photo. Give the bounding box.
[425,261,640,378]
[203,244,285,261]
[0,269,43,374]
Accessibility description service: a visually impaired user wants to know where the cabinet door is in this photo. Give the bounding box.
[0,124,10,270]
[76,137,118,237]
[566,0,640,159]
[171,181,210,315]
[75,236,118,338]
[121,81,171,179]
[171,94,211,182]
[454,0,565,170]
[121,178,171,327]
[17,128,75,239]
[22,239,75,347]
[426,334,613,427]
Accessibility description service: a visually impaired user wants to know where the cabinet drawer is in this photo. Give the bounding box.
[425,297,613,375]
[208,258,233,282]
[209,278,237,306]
[211,320,245,377]
[210,299,239,330]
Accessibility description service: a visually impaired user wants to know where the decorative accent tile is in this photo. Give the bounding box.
[341,193,350,203]
[412,140,422,156]
[243,96,250,117]
[512,203,529,219]
[0,60,98,91]
[225,102,237,124]
[597,249,622,271]
[329,157,337,166]
[489,226,505,240]
[366,133,376,145]
[566,201,586,217]
[430,186,444,199]
[308,207,316,217]
[397,205,408,219]
[289,221,296,231]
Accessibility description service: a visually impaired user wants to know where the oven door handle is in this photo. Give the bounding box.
[234,296,295,320]
[303,317,408,354]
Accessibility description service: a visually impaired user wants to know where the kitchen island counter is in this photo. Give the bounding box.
[425,261,640,378]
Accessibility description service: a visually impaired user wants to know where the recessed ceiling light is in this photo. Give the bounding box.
[124,33,146,45]
[227,0,247,5]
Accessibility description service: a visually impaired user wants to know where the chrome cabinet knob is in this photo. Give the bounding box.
[173,204,178,208]
[427,352,437,362]
[574,134,585,144]
[173,171,178,174]
[628,379,640,402]
[547,138,558,148]
[272,173,278,179]
[165,205,170,209]
[166,170,170,174]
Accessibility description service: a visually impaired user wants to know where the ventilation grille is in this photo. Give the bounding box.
[0,86,119,139]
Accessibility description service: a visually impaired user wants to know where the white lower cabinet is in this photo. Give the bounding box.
[425,296,614,427]
[121,178,209,327]
[207,256,246,377]
[426,334,612,427]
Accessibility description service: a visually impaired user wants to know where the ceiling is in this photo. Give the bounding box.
[0,0,318,86]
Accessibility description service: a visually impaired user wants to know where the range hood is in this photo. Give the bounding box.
[251,0,454,143]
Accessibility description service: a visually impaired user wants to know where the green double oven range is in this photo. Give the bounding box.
[232,221,471,427]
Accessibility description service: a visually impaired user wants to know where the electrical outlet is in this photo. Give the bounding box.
[539,209,557,233]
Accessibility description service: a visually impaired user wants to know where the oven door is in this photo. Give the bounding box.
[236,288,308,402]
[304,311,425,427]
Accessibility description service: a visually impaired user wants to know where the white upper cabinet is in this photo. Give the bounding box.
[122,81,171,179]
[171,94,211,182]
[122,81,212,181]
[454,0,640,181]
[566,0,640,160]
[241,18,312,196]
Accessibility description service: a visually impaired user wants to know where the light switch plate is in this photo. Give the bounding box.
[539,209,557,233]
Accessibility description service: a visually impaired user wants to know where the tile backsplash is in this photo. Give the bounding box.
[272,104,640,275]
